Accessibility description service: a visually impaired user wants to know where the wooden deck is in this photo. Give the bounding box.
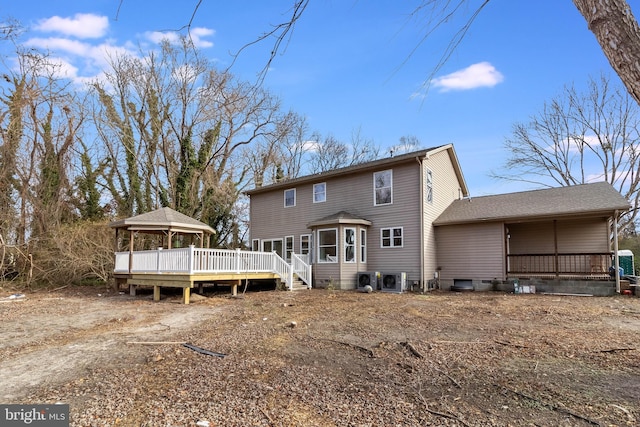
[114,247,311,304]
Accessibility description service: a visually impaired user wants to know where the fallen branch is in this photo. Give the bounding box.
[433,366,462,389]
[595,347,637,353]
[500,385,600,426]
[415,387,470,427]
[494,340,528,349]
[183,343,227,358]
[400,341,424,358]
[259,406,274,426]
[127,341,187,345]
[309,335,374,358]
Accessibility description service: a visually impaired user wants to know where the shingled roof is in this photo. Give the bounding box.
[245,144,469,197]
[433,182,630,226]
[109,207,215,234]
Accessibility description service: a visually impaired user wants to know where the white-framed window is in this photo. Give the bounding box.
[300,234,311,255]
[381,227,403,248]
[426,168,433,204]
[344,227,356,263]
[318,228,337,263]
[313,182,326,203]
[360,229,366,263]
[285,235,294,261]
[252,239,259,251]
[262,239,283,257]
[284,188,296,207]
[374,170,392,206]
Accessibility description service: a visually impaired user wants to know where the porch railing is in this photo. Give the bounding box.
[507,252,612,278]
[114,246,312,288]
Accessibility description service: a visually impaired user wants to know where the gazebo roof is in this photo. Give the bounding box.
[109,207,215,235]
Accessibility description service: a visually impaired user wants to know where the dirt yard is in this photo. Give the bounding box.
[1,284,639,426]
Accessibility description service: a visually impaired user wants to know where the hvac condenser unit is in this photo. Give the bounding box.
[380,272,406,293]
[356,271,379,292]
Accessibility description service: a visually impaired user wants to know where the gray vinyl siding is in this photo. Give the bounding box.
[435,222,505,281]
[422,150,465,282]
[249,161,424,284]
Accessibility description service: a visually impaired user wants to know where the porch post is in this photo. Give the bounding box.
[128,231,134,273]
[553,220,559,278]
[613,211,621,293]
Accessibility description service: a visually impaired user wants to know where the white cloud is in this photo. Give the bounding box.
[144,27,215,49]
[145,31,181,45]
[35,13,109,39]
[190,27,215,48]
[432,62,504,92]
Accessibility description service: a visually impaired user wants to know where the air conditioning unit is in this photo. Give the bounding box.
[356,271,378,292]
[380,272,406,293]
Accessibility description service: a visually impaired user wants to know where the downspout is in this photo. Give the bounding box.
[613,210,620,293]
[416,156,425,292]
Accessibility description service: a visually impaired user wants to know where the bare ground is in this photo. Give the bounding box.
[1,285,639,426]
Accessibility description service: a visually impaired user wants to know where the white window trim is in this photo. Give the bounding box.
[285,235,294,262]
[284,188,296,207]
[300,234,311,255]
[317,228,338,263]
[313,182,326,203]
[344,227,356,263]
[262,238,284,257]
[380,226,403,248]
[360,229,366,263]
[373,169,393,206]
[426,168,433,205]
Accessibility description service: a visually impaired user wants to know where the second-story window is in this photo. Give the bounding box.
[313,182,326,203]
[426,169,433,204]
[374,170,392,206]
[284,188,296,207]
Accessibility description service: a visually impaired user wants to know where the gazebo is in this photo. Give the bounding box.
[109,207,216,299]
[109,206,215,252]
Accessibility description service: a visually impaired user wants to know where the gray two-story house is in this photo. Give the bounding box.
[246,145,468,290]
[247,144,630,295]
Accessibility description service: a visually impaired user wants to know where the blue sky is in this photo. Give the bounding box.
[0,0,630,196]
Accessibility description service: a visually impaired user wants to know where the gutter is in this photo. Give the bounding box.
[417,156,425,292]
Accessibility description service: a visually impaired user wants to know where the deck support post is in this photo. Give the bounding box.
[129,284,136,297]
[231,280,239,296]
[183,287,190,305]
[153,285,160,302]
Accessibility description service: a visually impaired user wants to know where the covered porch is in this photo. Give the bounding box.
[433,182,631,294]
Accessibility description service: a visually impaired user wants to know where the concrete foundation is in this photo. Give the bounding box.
[442,278,618,296]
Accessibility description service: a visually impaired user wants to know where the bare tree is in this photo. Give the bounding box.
[93,38,298,246]
[573,0,640,106]
[495,74,640,232]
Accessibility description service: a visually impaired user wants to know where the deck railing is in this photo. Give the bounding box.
[114,246,312,288]
[507,252,612,278]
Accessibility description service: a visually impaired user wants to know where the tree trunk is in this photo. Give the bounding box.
[573,0,640,105]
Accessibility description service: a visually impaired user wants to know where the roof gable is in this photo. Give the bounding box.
[109,207,215,234]
[434,182,630,225]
